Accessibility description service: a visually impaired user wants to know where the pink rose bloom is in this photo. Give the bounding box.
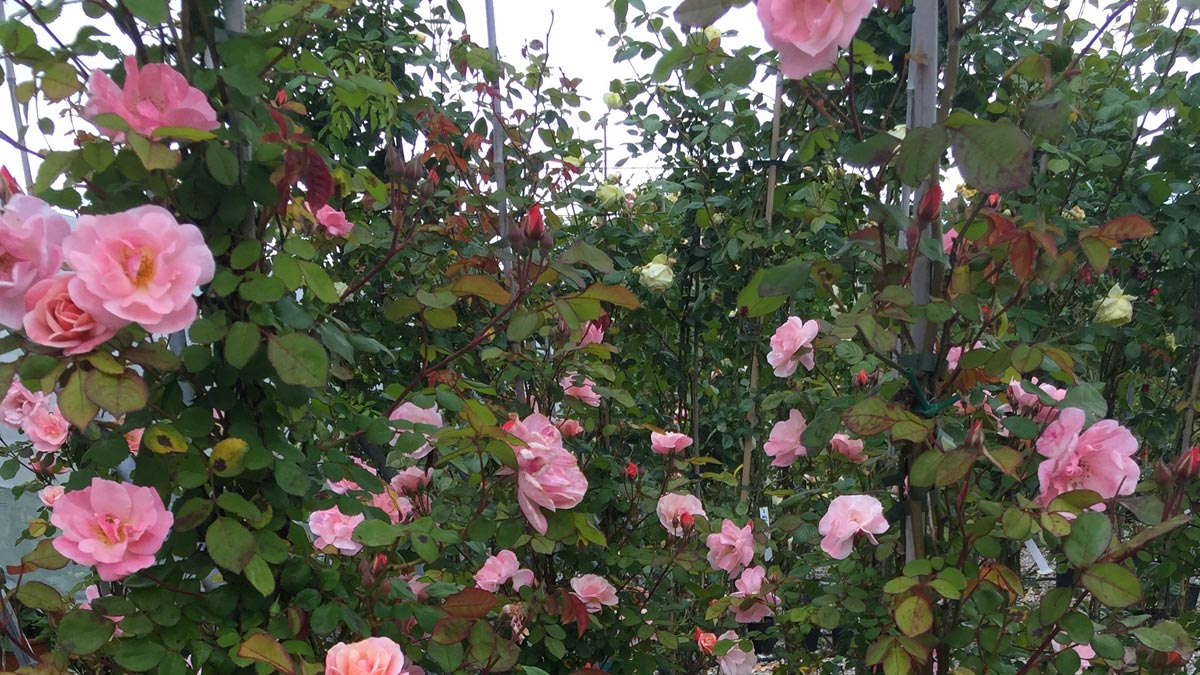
[757,0,874,81]
[763,409,808,467]
[569,574,618,613]
[23,274,119,355]
[509,416,588,534]
[830,433,866,462]
[38,485,64,508]
[372,488,414,525]
[766,316,818,377]
[942,227,958,255]
[696,631,717,654]
[124,427,144,455]
[310,204,354,237]
[0,195,71,330]
[560,372,601,407]
[1035,408,1140,507]
[729,566,779,623]
[1,378,47,429]
[327,457,378,495]
[83,56,218,141]
[656,493,706,537]
[706,519,755,575]
[474,550,535,592]
[62,206,216,334]
[716,630,756,675]
[556,418,584,437]
[26,402,69,453]
[578,320,606,346]
[325,636,407,675]
[50,477,173,581]
[945,341,985,372]
[1052,642,1096,674]
[390,467,433,495]
[651,431,693,455]
[1008,378,1067,424]
[309,506,365,555]
[818,495,889,559]
[407,576,431,600]
[389,402,443,459]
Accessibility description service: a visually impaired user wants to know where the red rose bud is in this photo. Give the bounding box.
[625,461,638,480]
[985,193,1001,209]
[966,419,985,450]
[854,369,869,389]
[1172,445,1200,481]
[679,511,695,528]
[917,184,943,222]
[0,166,22,202]
[524,204,545,240]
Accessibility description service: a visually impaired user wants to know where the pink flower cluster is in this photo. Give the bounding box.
[50,477,173,581]
[84,56,218,141]
[1035,408,1140,507]
[474,550,535,592]
[505,412,588,534]
[819,495,889,559]
[767,316,818,377]
[729,566,779,623]
[2,379,69,453]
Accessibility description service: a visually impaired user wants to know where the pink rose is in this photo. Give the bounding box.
[38,485,64,508]
[716,631,756,675]
[407,576,431,600]
[763,409,808,467]
[757,0,874,80]
[1008,378,1067,424]
[390,402,443,459]
[560,372,601,407]
[26,402,69,453]
[84,56,218,141]
[569,574,618,613]
[389,468,433,495]
[556,418,584,437]
[651,431,693,455]
[80,584,125,636]
[327,456,378,495]
[0,195,71,330]
[325,636,407,675]
[50,477,173,581]
[766,316,818,377]
[1053,642,1096,674]
[656,493,706,537]
[474,550,535,592]
[830,433,866,462]
[310,204,354,237]
[23,274,119,355]
[945,341,985,372]
[696,630,717,654]
[819,495,889,559]
[1035,408,1140,507]
[706,519,755,575]
[124,427,144,455]
[371,488,414,525]
[729,566,779,623]
[62,206,215,334]
[578,319,606,346]
[309,506,365,555]
[1,378,47,429]
[505,412,588,534]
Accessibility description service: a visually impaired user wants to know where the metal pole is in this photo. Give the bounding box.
[0,1,34,188]
[484,0,509,240]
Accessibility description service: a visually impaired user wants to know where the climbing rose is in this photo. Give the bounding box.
[325,637,407,675]
[650,431,693,455]
[23,275,119,355]
[309,506,365,555]
[696,630,717,655]
[706,519,755,575]
[25,402,69,454]
[62,206,215,334]
[389,402,443,459]
[569,574,619,613]
[50,477,173,581]
[389,467,433,495]
[1035,407,1140,507]
[38,485,64,508]
[0,195,71,330]
[716,631,757,675]
[506,412,588,534]
[84,56,218,140]
[579,319,606,346]
[767,316,818,377]
[560,372,602,407]
[729,566,779,623]
[757,0,875,80]
[830,433,867,462]
[638,254,675,293]
[763,409,808,467]
[311,204,353,237]
[1008,377,1067,423]
[818,495,889,559]
[556,418,583,437]
[1093,284,1134,326]
[1,378,47,429]
[657,493,706,536]
[474,550,535,592]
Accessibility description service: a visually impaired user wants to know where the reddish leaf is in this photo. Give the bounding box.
[300,148,333,209]
[432,617,474,645]
[442,587,496,619]
[1097,215,1155,241]
[560,591,590,637]
[237,631,296,675]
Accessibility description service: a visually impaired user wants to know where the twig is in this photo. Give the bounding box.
[0,129,46,159]
[11,0,89,73]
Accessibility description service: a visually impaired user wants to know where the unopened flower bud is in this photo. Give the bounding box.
[524,204,545,240]
[985,193,1001,209]
[625,461,638,480]
[855,369,869,389]
[1172,446,1200,482]
[917,184,943,222]
[703,26,721,45]
[538,225,553,257]
[679,511,695,529]
[603,91,624,110]
[966,419,985,450]
[385,144,406,181]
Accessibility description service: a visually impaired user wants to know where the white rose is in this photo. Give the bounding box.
[703,27,721,44]
[1092,284,1134,326]
[602,92,624,110]
[639,254,674,293]
[596,184,623,210]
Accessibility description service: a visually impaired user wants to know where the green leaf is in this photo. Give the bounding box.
[736,268,786,318]
[58,609,115,655]
[123,0,168,23]
[757,258,810,297]
[1063,511,1111,568]
[128,134,181,171]
[506,312,540,342]
[84,369,149,416]
[1060,383,1107,421]
[948,119,1032,193]
[844,133,900,168]
[652,45,692,82]
[59,368,98,430]
[1000,415,1040,439]
[1080,563,1142,608]
[115,639,167,672]
[267,333,328,388]
[298,261,340,303]
[19,539,69,572]
[206,517,257,574]
[33,150,74,193]
[14,580,65,611]
[174,497,214,532]
[450,275,510,305]
[224,321,262,368]
[40,62,82,102]
[442,587,495,619]
[559,240,614,273]
[1024,94,1071,138]
[243,555,276,597]
[673,0,736,26]
[206,144,239,186]
[579,283,640,309]
[895,125,947,187]
[237,631,295,674]
[354,519,404,547]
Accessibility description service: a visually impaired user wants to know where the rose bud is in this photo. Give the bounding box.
[917,183,943,222]
[985,193,1001,209]
[524,204,545,240]
[679,511,695,529]
[854,369,869,389]
[625,461,638,480]
[1172,445,1200,482]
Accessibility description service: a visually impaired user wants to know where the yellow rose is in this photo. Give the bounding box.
[639,255,674,293]
[1092,284,1134,326]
